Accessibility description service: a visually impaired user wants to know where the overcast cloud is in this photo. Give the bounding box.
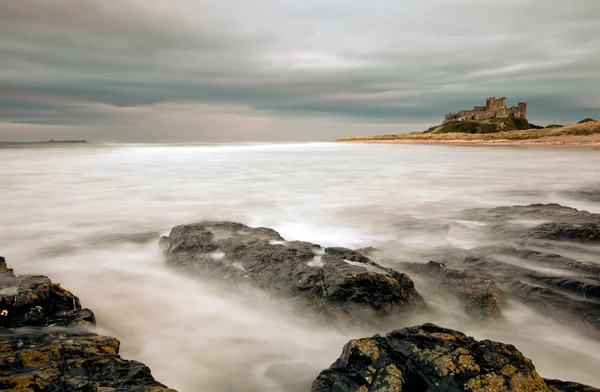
[1,0,599,141]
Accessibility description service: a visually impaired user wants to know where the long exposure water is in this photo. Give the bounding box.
[1,142,599,390]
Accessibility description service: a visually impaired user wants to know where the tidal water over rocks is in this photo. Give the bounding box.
[160,221,424,326]
[0,257,172,391]
[1,142,600,390]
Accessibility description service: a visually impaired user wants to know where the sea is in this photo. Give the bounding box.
[1,142,599,391]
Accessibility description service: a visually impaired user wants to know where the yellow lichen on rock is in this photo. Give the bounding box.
[501,364,518,376]
[508,372,549,391]
[18,349,49,367]
[0,373,36,389]
[383,364,404,391]
[351,338,380,360]
[455,348,480,373]
[430,332,457,341]
[465,374,509,392]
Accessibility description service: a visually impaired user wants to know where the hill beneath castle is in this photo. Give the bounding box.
[335,118,600,148]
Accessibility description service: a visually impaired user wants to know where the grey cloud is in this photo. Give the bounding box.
[1,0,599,141]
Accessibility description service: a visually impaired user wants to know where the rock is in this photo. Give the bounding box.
[458,203,600,225]
[462,255,600,337]
[446,204,600,336]
[0,257,174,391]
[530,222,600,243]
[313,323,598,392]
[160,222,425,324]
[562,185,600,203]
[397,261,501,320]
[473,246,600,276]
[455,203,600,243]
[0,260,94,329]
[0,330,175,391]
[545,379,600,392]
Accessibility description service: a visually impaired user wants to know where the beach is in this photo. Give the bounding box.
[338,133,600,148]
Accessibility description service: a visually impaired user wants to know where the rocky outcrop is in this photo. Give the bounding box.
[459,203,600,243]
[0,257,94,329]
[454,254,600,337]
[437,204,600,337]
[312,323,599,392]
[0,256,174,391]
[562,185,600,203]
[160,222,425,324]
[0,330,174,391]
[397,261,501,320]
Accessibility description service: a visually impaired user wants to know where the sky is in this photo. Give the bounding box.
[1,0,599,142]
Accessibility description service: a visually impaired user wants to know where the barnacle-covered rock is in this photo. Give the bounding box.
[313,323,599,392]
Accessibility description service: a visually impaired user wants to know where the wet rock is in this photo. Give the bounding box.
[459,203,600,224]
[398,261,501,320]
[0,261,94,329]
[312,323,574,392]
[0,330,175,391]
[459,203,600,243]
[562,185,600,203]
[545,379,600,392]
[461,255,600,337]
[161,222,425,323]
[530,222,600,243]
[0,257,174,391]
[473,246,600,276]
[447,203,600,336]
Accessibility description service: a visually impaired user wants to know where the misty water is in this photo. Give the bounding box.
[1,142,599,391]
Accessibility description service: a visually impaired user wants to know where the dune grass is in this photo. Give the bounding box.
[335,120,600,142]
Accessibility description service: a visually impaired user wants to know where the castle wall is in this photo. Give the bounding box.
[446,98,526,122]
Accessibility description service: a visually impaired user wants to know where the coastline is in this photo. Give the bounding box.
[336,133,600,149]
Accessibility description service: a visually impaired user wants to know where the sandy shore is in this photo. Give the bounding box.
[338,133,600,149]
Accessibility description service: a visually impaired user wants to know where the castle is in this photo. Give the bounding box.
[445,97,527,122]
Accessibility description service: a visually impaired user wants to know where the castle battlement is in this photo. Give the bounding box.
[445,97,527,122]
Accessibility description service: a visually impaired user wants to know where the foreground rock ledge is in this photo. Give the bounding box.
[160,221,425,324]
[312,323,599,392]
[0,256,174,391]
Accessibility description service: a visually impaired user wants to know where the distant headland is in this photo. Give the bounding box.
[335,97,600,148]
[46,139,87,143]
[0,139,88,146]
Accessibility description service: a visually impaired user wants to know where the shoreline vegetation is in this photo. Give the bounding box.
[335,118,600,148]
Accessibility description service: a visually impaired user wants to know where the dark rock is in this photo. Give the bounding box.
[456,203,600,243]
[0,330,175,391]
[473,246,600,276]
[398,261,501,320]
[0,257,174,391]
[312,323,573,392]
[462,255,600,337]
[459,203,600,224]
[447,204,600,336]
[562,185,600,203]
[545,379,600,392]
[0,262,94,329]
[530,222,600,243]
[503,277,600,336]
[161,222,425,324]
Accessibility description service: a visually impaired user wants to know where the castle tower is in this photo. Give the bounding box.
[498,97,506,109]
[485,97,495,111]
[517,102,527,119]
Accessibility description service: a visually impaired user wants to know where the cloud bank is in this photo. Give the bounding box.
[1,0,599,141]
